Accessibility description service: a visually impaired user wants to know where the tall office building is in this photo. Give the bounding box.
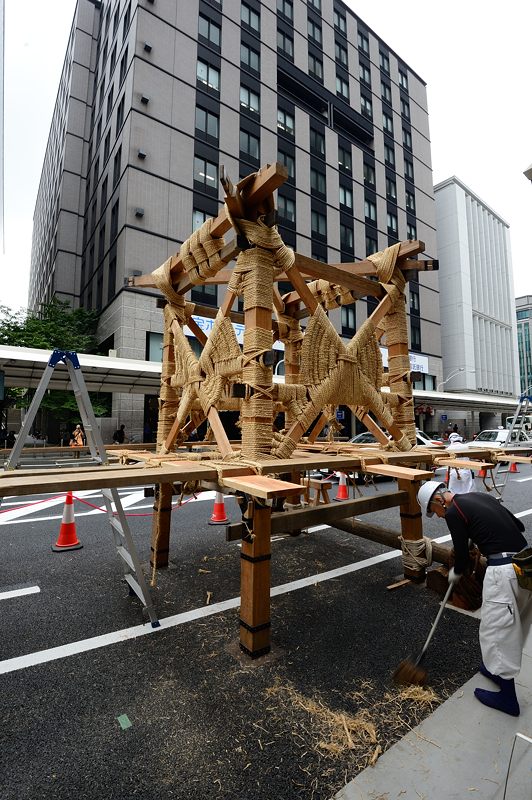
[29,0,439,437]
[434,176,519,403]
[516,295,532,395]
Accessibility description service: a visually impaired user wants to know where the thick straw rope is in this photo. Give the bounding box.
[399,536,433,570]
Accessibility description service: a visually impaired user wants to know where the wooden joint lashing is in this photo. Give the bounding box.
[239,619,271,633]
[240,552,271,564]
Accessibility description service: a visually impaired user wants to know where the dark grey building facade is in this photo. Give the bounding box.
[29,0,440,437]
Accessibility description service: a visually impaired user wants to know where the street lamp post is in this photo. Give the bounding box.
[436,367,465,391]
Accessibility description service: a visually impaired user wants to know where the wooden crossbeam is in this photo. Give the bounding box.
[223,474,303,499]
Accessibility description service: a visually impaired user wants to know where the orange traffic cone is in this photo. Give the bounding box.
[478,467,487,479]
[209,491,229,525]
[510,461,519,474]
[52,491,83,551]
[334,472,349,501]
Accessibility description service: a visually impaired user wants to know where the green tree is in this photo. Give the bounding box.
[0,300,110,436]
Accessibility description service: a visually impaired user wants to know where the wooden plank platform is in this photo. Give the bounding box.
[223,475,303,499]
[363,464,434,480]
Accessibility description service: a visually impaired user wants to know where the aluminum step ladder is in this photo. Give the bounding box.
[490,393,532,497]
[3,349,159,627]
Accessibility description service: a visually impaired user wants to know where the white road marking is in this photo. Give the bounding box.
[0,490,101,524]
[0,545,411,675]
[0,585,40,601]
[514,476,532,483]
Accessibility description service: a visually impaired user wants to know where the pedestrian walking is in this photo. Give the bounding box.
[417,481,532,716]
[446,432,474,495]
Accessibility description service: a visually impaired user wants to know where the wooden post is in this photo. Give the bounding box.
[397,478,425,581]
[150,482,173,569]
[239,502,272,658]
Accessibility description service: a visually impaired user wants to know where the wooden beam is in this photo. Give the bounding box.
[223,474,303,499]
[226,490,409,539]
[128,162,288,290]
[293,253,383,298]
[397,477,425,582]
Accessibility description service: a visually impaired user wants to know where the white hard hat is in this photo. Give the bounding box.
[417,481,446,517]
[448,432,462,443]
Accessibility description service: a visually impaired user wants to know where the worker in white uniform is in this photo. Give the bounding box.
[417,481,531,717]
[446,432,475,494]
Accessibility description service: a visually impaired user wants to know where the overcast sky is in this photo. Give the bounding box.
[2,0,531,312]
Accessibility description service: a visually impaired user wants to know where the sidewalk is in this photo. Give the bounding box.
[336,609,532,800]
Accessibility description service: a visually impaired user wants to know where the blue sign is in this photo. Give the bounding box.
[441,414,447,421]
[336,409,345,421]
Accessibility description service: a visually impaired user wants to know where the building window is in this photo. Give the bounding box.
[340,223,353,251]
[334,9,346,34]
[278,149,295,179]
[106,85,114,121]
[365,234,378,255]
[113,6,119,35]
[195,106,219,141]
[277,29,293,59]
[307,18,322,46]
[99,77,105,110]
[123,1,131,40]
[364,199,376,222]
[110,43,117,74]
[108,256,116,302]
[341,305,356,336]
[310,128,325,157]
[101,176,108,209]
[358,30,369,54]
[241,3,260,34]
[277,108,295,136]
[406,190,416,213]
[337,75,350,101]
[363,162,375,187]
[103,131,110,162]
[311,210,327,238]
[410,318,421,351]
[311,168,326,196]
[240,85,260,115]
[382,111,393,135]
[410,289,420,312]
[277,0,293,21]
[335,40,348,67]
[407,222,417,240]
[194,156,218,191]
[198,15,221,48]
[339,185,353,210]
[399,70,408,90]
[338,145,352,173]
[386,177,396,201]
[404,158,414,181]
[401,98,410,120]
[110,199,119,241]
[308,53,323,81]
[119,47,128,85]
[193,209,208,230]
[384,143,395,168]
[240,44,260,76]
[191,282,217,306]
[403,127,412,150]
[239,129,260,161]
[379,51,390,73]
[359,62,371,86]
[360,94,372,118]
[381,80,391,104]
[278,194,295,223]
[387,212,398,235]
[197,60,220,91]
[116,95,125,132]
[308,0,321,11]
[113,146,121,187]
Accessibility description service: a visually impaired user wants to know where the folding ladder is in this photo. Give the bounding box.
[490,393,532,497]
[3,350,159,626]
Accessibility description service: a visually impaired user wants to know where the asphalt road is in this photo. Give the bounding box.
[1,466,531,799]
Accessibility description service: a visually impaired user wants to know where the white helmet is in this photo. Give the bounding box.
[417,480,446,517]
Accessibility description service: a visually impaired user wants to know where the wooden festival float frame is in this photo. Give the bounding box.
[121,160,501,658]
[1,162,525,654]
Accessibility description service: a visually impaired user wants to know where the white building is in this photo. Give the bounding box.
[434,176,519,431]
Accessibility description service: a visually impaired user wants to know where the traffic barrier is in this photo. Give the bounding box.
[209,491,229,525]
[52,491,83,551]
[334,472,349,501]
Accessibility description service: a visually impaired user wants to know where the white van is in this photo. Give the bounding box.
[505,415,532,431]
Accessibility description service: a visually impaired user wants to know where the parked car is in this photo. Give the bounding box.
[464,428,532,449]
[349,428,444,448]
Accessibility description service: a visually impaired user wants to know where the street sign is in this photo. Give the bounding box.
[441,414,447,421]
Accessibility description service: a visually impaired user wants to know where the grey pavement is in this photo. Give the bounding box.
[336,606,532,800]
